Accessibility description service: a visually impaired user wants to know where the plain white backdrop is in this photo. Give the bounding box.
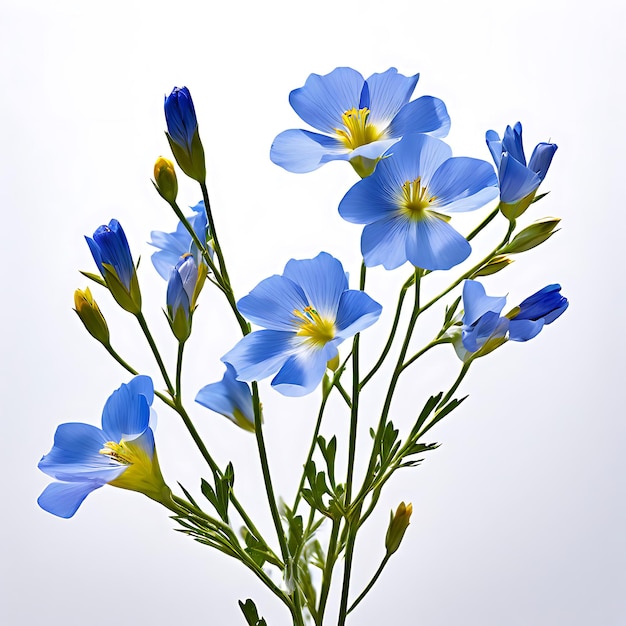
[1,1,624,624]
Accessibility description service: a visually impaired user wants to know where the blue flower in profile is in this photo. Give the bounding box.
[166,253,206,342]
[222,252,382,397]
[508,284,569,341]
[86,219,141,313]
[38,376,171,518]
[196,364,256,432]
[454,280,568,361]
[486,122,557,219]
[164,86,206,182]
[270,67,450,177]
[149,200,209,280]
[338,134,498,271]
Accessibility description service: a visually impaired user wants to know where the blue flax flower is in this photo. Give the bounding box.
[196,364,256,432]
[486,122,557,219]
[149,200,209,280]
[38,376,171,518]
[86,219,141,313]
[339,134,498,271]
[164,86,206,182]
[455,280,568,361]
[270,67,450,177]
[166,253,206,342]
[222,252,382,397]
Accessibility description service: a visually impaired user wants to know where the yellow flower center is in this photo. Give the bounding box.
[335,107,383,150]
[398,178,447,222]
[293,306,336,348]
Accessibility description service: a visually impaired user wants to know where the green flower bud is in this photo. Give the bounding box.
[74,287,110,346]
[472,254,514,278]
[385,501,413,555]
[153,156,178,204]
[500,217,561,254]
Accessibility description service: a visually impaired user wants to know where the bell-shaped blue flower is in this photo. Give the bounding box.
[166,253,206,342]
[508,284,569,341]
[222,252,382,397]
[270,67,450,177]
[149,200,210,280]
[164,86,206,182]
[486,122,557,220]
[338,134,498,271]
[38,376,171,518]
[196,364,256,432]
[86,219,141,313]
[453,280,568,361]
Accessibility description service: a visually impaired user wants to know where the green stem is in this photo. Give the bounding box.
[176,341,185,399]
[104,344,139,376]
[347,554,391,614]
[466,205,500,242]
[135,311,175,396]
[316,518,341,625]
[200,182,232,288]
[360,273,415,389]
[252,382,290,564]
[400,338,445,373]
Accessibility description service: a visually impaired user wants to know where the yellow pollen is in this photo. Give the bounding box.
[399,178,439,221]
[334,107,382,150]
[293,305,335,348]
[99,440,134,465]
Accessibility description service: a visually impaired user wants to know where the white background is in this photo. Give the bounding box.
[1,1,624,624]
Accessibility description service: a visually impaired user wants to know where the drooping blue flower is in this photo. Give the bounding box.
[196,364,256,432]
[164,86,206,182]
[86,219,141,313]
[338,134,498,271]
[270,67,451,177]
[38,376,171,518]
[453,280,568,361]
[486,122,557,219]
[166,253,206,342]
[149,200,209,280]
[508,284,569,341]
[222,252,382,397]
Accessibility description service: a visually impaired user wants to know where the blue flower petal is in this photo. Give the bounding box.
[335,290,382,339]
[361,215,411,269]
[38,481,104,518]
[92,219,135,290]
[271,349,332,397]
[348,138,400,161]
[238,275,307,331]
[283,252,348,319]
[289,67,365,133]
[528,142,558,181]
[498,153,542,204]
[462,280,507,325]
[386,96,451,139]
[406,214,471,271]
[508,318,545,342]
[429,157,498,212]
[462,310,506,352]
[101,381,151,442]
[38,422,127,483]
[339,176,399,225]
[222,330,295,382]
[365,68,420,127]
[196,364,254,427]
[485,130,503,168]
[270,129,348,173]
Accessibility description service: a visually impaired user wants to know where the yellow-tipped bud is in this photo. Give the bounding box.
[472,254,514,278]
[385,501,413,555]
[74,287,110,346]
[153,156,178,204]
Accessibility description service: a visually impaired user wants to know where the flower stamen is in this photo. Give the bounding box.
[335,107,382,150]
[293,305,335,348]
[398,178,440,221]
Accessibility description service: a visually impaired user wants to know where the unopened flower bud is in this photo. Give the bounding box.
[472,254,514,278]
[385,501,413,555]
[500,217,561,254]
[153,156,178,204]
[74,287,110,346]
